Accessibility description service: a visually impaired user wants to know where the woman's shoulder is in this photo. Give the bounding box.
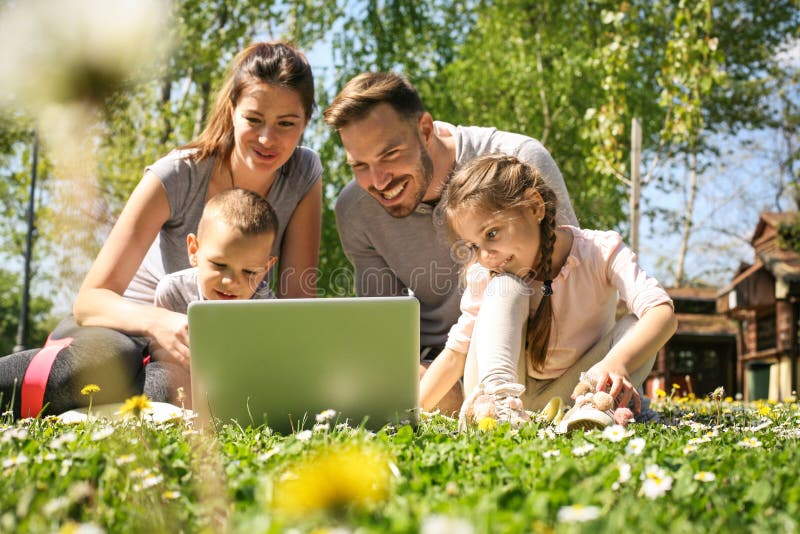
[284,146,322,179]
[146,148,211,181]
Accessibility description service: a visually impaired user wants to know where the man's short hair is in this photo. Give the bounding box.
[199,188,277,238]
[323,72,424,129]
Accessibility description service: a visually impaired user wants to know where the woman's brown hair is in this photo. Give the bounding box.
[441,154,558,373]
[182,41,314,162]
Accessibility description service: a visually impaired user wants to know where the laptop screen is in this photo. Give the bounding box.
[188,297,419,433]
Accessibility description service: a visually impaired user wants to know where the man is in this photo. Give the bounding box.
[324,72,578,413]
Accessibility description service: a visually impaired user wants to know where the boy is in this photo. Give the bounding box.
[155,188,278,313]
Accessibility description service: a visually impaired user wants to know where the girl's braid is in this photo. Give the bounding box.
[526,182,558,372]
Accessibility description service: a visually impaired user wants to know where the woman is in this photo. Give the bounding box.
[1,41,322,417]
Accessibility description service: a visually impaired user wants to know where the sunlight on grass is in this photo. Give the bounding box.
[1,398,799,532]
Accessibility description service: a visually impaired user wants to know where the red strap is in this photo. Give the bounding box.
[20,336,74,418]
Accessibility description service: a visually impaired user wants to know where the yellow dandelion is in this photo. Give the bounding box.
[671,383,680,391]
[80,384,101,416]
[272,443,393,517]
[118,394,153,419]
[80,384,101,396]
[477,417,498,432]
[655,389,667,398]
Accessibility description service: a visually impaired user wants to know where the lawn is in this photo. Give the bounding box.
[2,392,799,533]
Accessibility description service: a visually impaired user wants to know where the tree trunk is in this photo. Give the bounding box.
[193,80,211,139]
[675,148,698,286]
[159,76,172,145]
[534,31,551,146]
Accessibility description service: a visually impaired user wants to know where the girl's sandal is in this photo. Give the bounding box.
[458,382,531,431]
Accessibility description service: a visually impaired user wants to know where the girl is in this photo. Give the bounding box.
[419,154,676,426]
[1,41,322,418]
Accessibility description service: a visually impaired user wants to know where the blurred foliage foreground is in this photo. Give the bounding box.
[2,391,800,533]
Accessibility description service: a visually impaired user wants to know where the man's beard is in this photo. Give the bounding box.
[382,142,434,219]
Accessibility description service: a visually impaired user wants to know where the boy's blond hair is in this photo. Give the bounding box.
[198,188,277,239]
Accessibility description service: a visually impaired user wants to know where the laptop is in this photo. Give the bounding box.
[187,296,420,434]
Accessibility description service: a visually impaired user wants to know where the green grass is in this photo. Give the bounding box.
[2,396,799,533]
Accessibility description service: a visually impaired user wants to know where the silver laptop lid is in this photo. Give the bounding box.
[188,297,419,433]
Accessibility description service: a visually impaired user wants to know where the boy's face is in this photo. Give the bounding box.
[187,219,276,301]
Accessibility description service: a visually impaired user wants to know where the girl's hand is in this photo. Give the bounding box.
[586,361,641,414]
[147,310,190,368]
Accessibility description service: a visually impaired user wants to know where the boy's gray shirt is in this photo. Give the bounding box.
[154,267,274,314]
[334,122,578,349]
[124,147,321,304]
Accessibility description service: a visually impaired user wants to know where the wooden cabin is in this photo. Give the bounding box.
[644,287,738,399]
[716,212,800,401]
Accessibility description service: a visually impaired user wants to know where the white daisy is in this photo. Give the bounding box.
[557,504,601,522]
[315,409,337,423]
[2,453,29,468]
[602,424,628,442]
[49,431,77,449]
[161,490,181,501]
[91,426,115,441]
[617,462,632,484]
[420,514,475,534]
[538,427,556,440]
[256,446,281,463]
[295,429,313,442]
[115,454,136,466]
[737,437,762,448]
[625,437,646,455]
[693,471,716,482]
[641,475,673,499]
[542,449,561,458]
[683,444,699,454]
[572,443,596,457]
